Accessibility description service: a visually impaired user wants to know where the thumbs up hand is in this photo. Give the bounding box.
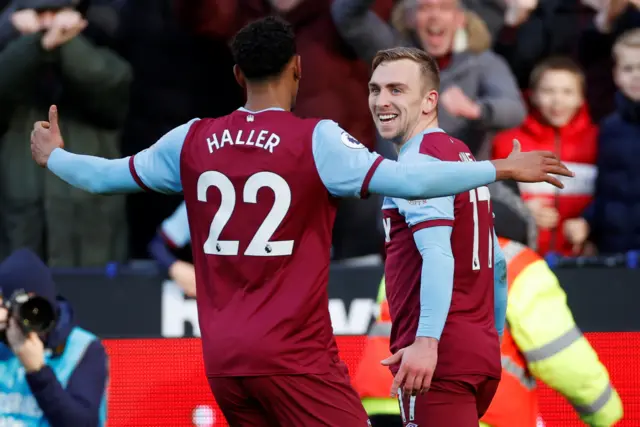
[31,105,65,167]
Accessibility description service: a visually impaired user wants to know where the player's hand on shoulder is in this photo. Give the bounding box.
[491,139,574,188]
[31,105,65,168]
[381,337,438,397]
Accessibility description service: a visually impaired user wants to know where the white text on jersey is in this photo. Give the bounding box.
[206,129,280,154]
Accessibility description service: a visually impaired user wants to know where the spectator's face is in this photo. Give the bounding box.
[414,0,463,57]
[614,46,640,102]
[531,70,583,128]
[267,0,303,12]
[369,59,432,143]
[37,10,56,29]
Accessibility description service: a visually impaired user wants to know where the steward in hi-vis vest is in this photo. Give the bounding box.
[481,238,623,427]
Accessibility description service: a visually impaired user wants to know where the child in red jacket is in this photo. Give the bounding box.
[493,57,598,256]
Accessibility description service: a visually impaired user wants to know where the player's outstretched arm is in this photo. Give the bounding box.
[46,150,139,194]
[311,121,573,200]
[371,139,573,199]
[31,106,193,194]
[493,230,507,339]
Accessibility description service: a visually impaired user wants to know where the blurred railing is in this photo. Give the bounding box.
[545,251,640,269]
[49,256,640,338]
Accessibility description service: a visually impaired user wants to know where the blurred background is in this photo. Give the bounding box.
[1,0,639,425]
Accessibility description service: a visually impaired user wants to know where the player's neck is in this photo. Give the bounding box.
[395,116,440,154]
[244,82,292,112]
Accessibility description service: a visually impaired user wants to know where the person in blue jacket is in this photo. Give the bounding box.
[0,248,108,427]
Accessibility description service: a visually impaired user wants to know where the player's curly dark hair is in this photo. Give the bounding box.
[230,16,297,82]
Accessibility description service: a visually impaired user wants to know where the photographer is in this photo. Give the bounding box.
[0,248,108,427]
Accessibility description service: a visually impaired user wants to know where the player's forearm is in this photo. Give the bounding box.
[414,227,454,339]
[47,148,141,194]
[493,231,507,338]
[370,159,496,199]
[148,234,179,272]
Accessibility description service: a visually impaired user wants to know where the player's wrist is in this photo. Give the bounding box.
[45,147,64,170]
[414,336,439,347]
[489,159,513,181]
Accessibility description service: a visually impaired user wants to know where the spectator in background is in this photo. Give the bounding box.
[489,181,538,250]
[175,0,395,261]
[460,0,507,39]
[332,0,526,157]
[0,0,131,266]
[175,0,393,153]
[0,249,108,427]
[579,0,640,121]
[148,202,196,297]
[116,0,243,259]
[495,0,597,91]
[493,57,597,256]
[566,29,640,254]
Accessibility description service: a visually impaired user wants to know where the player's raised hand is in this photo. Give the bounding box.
[381,337,438,397]
[491,139,574,188]
[31,105,64,167]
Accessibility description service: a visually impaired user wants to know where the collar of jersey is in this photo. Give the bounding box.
[398,127,446,158]
[238,107,285,113]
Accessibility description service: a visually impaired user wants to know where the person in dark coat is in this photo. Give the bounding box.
[565,29,640,254]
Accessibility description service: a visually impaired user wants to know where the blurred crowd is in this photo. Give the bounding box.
[1,0,640,267]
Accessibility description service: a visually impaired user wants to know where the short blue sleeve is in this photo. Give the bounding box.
[311,120,381,198]
[396,156,455,229]
[161,202,191,248]
[131,119,199,194]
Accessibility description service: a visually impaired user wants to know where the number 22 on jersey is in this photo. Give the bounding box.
[469,186,492,270]
[197,171,293,257]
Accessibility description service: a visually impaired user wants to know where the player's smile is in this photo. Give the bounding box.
[378,113,398,123]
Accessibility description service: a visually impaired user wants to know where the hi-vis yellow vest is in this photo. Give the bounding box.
[354,239,624,425]
[481,238,623,427]
[353,277,399,416]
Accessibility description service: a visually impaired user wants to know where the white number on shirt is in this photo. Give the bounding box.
[469,186,492,270]
[197,171,294,257]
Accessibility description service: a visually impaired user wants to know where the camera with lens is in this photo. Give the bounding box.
[1,289,57,339]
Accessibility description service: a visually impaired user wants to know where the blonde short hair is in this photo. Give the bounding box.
[613,28,640,63]
[372,47,440,91]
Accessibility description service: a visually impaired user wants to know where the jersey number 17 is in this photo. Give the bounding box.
[469,186,492,270]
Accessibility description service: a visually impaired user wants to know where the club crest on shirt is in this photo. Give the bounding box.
[341,131,365,149]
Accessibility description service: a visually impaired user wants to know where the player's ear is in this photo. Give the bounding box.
[422,89,438,115]
[293,55,302,82]
[233,65,246,89]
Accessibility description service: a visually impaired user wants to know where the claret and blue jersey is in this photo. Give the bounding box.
[45,106,502,378]
[382,128,506,380]
[159,202,191,248]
